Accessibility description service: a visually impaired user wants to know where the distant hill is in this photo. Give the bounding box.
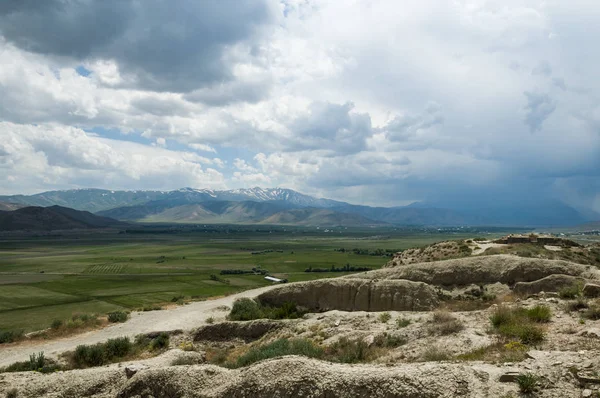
[107,200,382,226]
[0,202,25,211]
[1,187,594,227]
[140,201,293,224]
[260,208,386,226]
[0,206,127,231]
[0,187,343,213]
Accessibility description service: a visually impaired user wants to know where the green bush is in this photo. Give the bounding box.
[421,346,450,362]
[327,337,369,364]
[2,352,60,374]
[0,330,23,344]
[490,306,546,345]
[150,333,170,350]
[559,284,582,299]
[379,312,391,323]
[107,311,129,323]
[50,319,63,329]
[229,298,263,321]
[233,338,324,368]
[228,298,305,321]
[104,337,132,358]
[516,373,539,393]
[29,352,45,370]
[396,318,411,328]
[73,344,105,367]
[526,305,552,323]
[266,302,306,320]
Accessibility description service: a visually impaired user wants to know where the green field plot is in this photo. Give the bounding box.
[0,226,509,332]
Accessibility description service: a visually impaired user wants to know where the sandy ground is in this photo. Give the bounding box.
[0,285,277,367]
[471,241,505,255]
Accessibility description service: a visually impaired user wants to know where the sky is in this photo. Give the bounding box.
[0,0,598,212]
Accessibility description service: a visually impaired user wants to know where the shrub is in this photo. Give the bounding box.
[179,341,195,351]
[396,318,411,328]
[171,295,185,303]
[50,319,63,329]
[104,337,132,358]
[583,304,600,320]
[171,356,201,366]
[29,352,45,370]
[233,338,324,368]
[490,306,515,328]
[526,305,552,323]
[428,311,464,336]
[267,302,306,320]
[206,317,215,324]
[150,333,170,350]
[107,311,128,323]
[373,333,407,348]
[559,284,582,299]
[490,306,546,345]
[379,312,391,323]
[228,298,263,321]
[326,337,371,364]
[566,298,588,312]
[0,330,23,344]
[73,344,105,367]
[421,346,450,362]
[516,373,539,393]
[141,305,162,311]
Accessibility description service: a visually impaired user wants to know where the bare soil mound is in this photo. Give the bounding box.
[257,278,439,312]
[359,255,596,287]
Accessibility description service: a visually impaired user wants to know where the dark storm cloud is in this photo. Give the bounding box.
[523,91,556,132]
[383,102,444,142]
[287,102,372,154]
[0,0,276,92]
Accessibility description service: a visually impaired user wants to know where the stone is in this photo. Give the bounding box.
[582,389,593,397]
[514,274,585,295]
[335,319,341,327]
[499,372,521,382]
[125,364,147,378]
[583,283,600,298]
[577,372,600,384]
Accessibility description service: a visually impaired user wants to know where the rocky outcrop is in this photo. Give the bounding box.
[513,274,585,295]
[583,283,600,298]
[1,357,514,398]
[257,279,439,312]
[352,255,596,287]
[194,320,283,342]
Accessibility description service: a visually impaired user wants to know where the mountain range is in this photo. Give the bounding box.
[1,187,597,227]
[0,206,126,231]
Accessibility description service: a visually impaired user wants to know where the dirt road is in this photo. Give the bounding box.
[0,285,277,367]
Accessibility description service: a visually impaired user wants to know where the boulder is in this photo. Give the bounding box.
[583,283,600,298]
[513,274,585,295]
[125,364,148,378]
[257,279,439,312]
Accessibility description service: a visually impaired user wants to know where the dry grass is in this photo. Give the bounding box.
[427,311,464,336]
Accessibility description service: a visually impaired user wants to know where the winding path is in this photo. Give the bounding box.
[0,285,277,367]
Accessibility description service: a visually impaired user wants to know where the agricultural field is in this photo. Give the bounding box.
[0,226,510,333]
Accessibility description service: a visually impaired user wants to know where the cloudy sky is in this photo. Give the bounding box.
[0,0,598,211]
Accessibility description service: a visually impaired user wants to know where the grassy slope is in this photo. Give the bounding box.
[0,229,495,332]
